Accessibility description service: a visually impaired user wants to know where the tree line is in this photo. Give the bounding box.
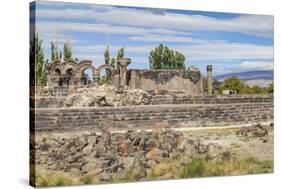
[203,77,274,95]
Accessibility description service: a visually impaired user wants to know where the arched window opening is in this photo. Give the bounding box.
[81,68,93,85]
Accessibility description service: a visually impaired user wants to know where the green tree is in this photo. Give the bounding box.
[63,39,72,61]
[50,41,58,62]
[149,43,164,69]
[240,85,252,94]
[102,46,111,83]
[213,79,222,94]
[149,43,185,69]
[104,46,110,65]
[251,85,263,94]
[110,57,116,69]
[222,77,246,94]
[267,83,273,93]
[102,46,126,84]
[116,47,125,70]
[30,33,47,86]
[117,47,125,60]
[174,51,186,69]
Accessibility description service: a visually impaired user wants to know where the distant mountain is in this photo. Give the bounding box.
[214,70,273,81]
[214,70,273,87]
[245,79,273,88]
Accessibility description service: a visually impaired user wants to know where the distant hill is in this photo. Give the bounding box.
[214,70,273,87]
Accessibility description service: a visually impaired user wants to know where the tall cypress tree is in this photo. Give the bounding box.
[116,47,125,70]
[63,39,72,61]
[102,46,111,83]
[110,57,116,69]
[30,33,47,86]
[51,41,57,62]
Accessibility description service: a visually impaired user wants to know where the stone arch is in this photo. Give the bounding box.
[52,67,63,86]
[51,62,64,73]
[75,61,96,85]
[76,63,95,77]
[67,59,79,64]
[95,64,115,84]
[96,64,115,75]
[64,68,75,85]
[62,61,78,74]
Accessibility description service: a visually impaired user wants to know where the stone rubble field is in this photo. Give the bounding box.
[31,122,273,185]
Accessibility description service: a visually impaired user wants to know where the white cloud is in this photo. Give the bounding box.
[36,21,187,37]
[36,6,273,37]
[129,34,225,43]
[177,42,273,60]
[240,61,273,70]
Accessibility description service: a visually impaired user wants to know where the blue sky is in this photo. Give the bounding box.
[30,1,273,76]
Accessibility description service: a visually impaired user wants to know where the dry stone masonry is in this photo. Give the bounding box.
[31,129,230,180]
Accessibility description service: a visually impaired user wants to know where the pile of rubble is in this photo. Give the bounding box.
[64,85,151,107]
[236,123,269,137]
[32,129,230,181]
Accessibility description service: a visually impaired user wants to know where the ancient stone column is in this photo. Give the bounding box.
[207,65,213,95]
[117,58,131,87]
[94,70,100,86]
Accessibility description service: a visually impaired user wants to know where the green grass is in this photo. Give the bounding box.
[179,157,273,178]
[79,175,93,184]
[31,156,273,187]
[180,158,205,177]
[31,172,74,187]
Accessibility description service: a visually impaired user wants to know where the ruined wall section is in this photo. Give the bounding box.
[126,69,203,95]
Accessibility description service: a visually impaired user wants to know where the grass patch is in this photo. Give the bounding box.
[32,172,74,187]
[180,158,205,177]
[179,157,273,178]
[79,175,93,184]
[31,156,273,187]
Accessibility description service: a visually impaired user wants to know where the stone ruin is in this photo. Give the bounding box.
[46,59,117,87]
[37,57,212,107]
[31,57,273,130]
[64,85,152,107]
[45,58,207,96]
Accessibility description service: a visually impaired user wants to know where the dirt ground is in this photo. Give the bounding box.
[181,126,273,161]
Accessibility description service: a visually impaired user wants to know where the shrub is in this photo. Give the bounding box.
[79,175,93,184]
[180,158,205,178]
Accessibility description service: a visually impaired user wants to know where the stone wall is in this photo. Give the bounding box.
[33,94,273,108]
[126,69,203,95]
[32,99,273,132]
[31,97,66,108]
[151,94,273,105]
